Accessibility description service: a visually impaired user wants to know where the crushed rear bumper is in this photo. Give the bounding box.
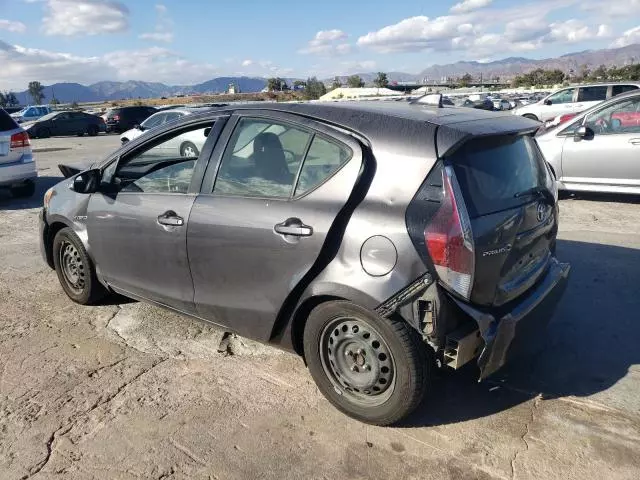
[450,258,570,379]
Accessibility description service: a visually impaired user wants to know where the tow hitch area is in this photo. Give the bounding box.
[443,325,483,370]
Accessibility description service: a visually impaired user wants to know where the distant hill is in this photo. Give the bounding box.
[417,44,640,81]
[11,44,640,104]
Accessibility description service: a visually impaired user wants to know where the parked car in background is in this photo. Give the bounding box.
[105,106,157,133]
[0,108,36,197]
[10,105,52,124]
[25,111,105,138]
[3,106,23,115]
[537,89,640,194]
[40,101,569,425]
[120,108,199,144]
[513,83,640,122]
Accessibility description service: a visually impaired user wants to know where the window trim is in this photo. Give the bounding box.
[209,114,353,201]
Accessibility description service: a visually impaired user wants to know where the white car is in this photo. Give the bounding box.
[10,105,52,124]
[512,83,640,122]
[0,108,36,197]
[120,108,191,144]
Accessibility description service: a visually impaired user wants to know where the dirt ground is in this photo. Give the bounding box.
[1,135,639,480]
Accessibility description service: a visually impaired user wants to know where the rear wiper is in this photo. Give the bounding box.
[514,186,553,203]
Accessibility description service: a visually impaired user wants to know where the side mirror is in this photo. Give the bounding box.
[71,169,101,194]
[135,124,143,131]
[544,99,552,106]
[574,125,594,141]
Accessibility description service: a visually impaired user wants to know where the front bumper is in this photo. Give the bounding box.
[451,258,570,379]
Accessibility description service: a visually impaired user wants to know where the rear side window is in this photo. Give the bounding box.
[295,136,351,196]
[612,85,638,96]
[578,86,608,102]
[449,135,548,218]
[0,109,18,131]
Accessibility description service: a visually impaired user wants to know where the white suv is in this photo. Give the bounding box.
[512,83,640,122]
[0,108,36,198]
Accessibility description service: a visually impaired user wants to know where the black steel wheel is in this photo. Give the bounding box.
[304,301,431,425]
[52,227,106,304]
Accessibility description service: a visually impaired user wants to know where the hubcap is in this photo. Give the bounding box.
[320,317,395,405]
[59,241,85,293]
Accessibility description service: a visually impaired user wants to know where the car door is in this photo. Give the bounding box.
[559,95,640,190]
[85,116,227,312]
[50,112,72,135]
[187,112,364,341]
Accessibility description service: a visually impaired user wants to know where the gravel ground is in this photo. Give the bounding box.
[0,135,639,480]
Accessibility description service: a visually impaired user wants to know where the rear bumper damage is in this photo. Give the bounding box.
[451,258,570,379]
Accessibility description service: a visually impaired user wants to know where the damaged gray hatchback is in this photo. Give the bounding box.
[39,98,570,425]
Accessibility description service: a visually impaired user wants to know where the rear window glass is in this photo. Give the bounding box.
[578,86,608,102]
[612,85,638,96]
[0,109,18,131]
[448,135,548,218]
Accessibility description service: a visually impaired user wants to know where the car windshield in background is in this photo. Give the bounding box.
[448,135,549,218]
[37,112,60,122]
[0,109,19,131]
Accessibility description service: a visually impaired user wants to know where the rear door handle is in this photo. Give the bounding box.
[274,218,313,237]
[157,210,184,226]
[629,138,640,146]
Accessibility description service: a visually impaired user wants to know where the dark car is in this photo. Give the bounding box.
[105,106,157,133]
[27,111,105,138]
[39,100,569,425]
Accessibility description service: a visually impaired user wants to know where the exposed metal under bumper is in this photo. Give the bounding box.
[450,258,570,380]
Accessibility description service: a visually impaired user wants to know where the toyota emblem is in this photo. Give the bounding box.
[536,203,546,222]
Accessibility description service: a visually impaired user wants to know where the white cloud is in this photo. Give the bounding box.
[0,41,222,90]
[0,19,27,33]
[139,3,173,43]
[611,25,640,48]
[299,29,351,55]
[581,0,640,19]
[241,59,253,67]
[41,0,129,36]
[450,0,492,14]
[597,24,612,38]
[546,19,593,43]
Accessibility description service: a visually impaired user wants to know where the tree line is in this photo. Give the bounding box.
[511,63,640,87]
[265,72,390,99]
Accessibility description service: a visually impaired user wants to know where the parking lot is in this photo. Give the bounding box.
[1,135,640,479]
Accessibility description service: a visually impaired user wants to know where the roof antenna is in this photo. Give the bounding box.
[410,93,443,107]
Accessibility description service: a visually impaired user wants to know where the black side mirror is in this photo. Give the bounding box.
[135,124,144,131]
[574,125,594,141]
[71,169,101,194]
[544,99,552,106]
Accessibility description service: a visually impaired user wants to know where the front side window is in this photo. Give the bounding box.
[584,97,640,135]
[577,86,608,102]
[547,88,575,105]
[110,122,214,194]
[214,118,311,198]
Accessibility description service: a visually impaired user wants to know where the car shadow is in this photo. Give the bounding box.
[561,191,640,204]
[0,176,61,211]
[400,238,640,427]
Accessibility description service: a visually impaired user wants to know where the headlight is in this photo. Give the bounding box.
[44,188,55,209]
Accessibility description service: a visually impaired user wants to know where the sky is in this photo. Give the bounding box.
[0,0,639,90]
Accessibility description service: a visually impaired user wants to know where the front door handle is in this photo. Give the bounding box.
[274,218,313,237]
[157,210,184,226]
[629,138,640,146]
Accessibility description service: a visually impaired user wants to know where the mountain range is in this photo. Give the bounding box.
[11,43,640,103]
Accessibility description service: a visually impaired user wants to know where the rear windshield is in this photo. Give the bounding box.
[448,135,549,218]
[0,109,18,131]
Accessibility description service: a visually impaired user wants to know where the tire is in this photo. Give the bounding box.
[52,227,107,305]
[180,142,199,158]
[88,125,99,137]
[523,114,539,121]
[39,127,51,139]
[121,138,129,145]
[303,301,431,426]
[77,132,85,137]
[10,180,35,198]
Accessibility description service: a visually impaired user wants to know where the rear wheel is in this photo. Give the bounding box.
[52,227,107,305]
[180,142,199,158]
[523,114,539,121]
[39,127,51,138]
[88,125,99,136]
[303,301,431,426]
[10,180,35,198]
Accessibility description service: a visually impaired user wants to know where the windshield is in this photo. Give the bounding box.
[448,135,550,218]
[37,112,59,122]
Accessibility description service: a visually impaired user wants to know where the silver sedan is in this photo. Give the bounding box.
[536,90,640,195]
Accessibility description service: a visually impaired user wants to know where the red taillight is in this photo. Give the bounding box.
[10,131,30,149]
[424,166,474,299]
[558,113,576,124]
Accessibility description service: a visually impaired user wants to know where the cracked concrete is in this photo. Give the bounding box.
[1,137,640,479]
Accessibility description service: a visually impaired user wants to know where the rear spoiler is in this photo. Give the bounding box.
[58,161,93,178]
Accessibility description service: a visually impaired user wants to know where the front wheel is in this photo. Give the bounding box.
[52,227,107,305]
[523,113,539,121]
[88,125,99,136]
[303,301,431,426]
